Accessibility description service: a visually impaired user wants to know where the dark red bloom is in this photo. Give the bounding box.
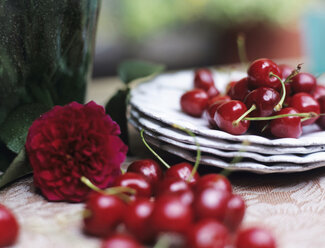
[25,101,128,202]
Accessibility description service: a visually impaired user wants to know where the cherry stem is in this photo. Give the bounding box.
[243,112,317,121]
[140,129,170,169]
[233,104,257,127]
[237,33,248,64]
[172,124,201,182]
[270,72,286,111]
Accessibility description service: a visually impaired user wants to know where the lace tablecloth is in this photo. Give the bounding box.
[1,77,325,248]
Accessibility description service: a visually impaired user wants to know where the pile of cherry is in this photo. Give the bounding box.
[180,58,325,138]
[83,159,276,248]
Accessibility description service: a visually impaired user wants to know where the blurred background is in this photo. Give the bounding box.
[92,0,325,78]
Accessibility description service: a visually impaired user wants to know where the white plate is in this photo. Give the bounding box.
[130,70,325,147]
[130,116,325,164]
[130,108,325,155]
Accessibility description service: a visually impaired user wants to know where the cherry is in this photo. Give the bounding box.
[236,227,276,248]
[206,85,220,98]
[244,87,280,117]
[180,89,209,117]
[247,58,282,90]
[101,233,143,248]
[206,96,231,127]
[269,107,302,138]
[194,68,215,92]
[226,81,237,95]
[165,162,200,187]
[312,85,325,100]
[127,159,163,193]
[278,64,293,80]
[0,204,19,247]
[195,174,232,194]
[228,77,251,101]
[123,198,155,243]
[317,95,325,129]
[113,172,152,198]
[223,194,246,232]
[214,100,250,135]
[186,219,229,248]
[291,72,316,94]
[150,194,193,234]
[289,93,320,126]
[193,187,231,221]
[83,192,126,237]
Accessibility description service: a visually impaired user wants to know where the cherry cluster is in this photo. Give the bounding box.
[0,204,19,247]
[83,159,276,248]
[180,59,325,138]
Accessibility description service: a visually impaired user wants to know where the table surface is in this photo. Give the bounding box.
[2,77,325,248]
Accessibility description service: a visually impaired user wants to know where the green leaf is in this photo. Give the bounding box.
[118,59,165,85]
[106,89,130,146]
[0,103,49,154]
[0,148,32,188]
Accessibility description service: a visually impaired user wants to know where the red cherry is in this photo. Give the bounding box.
[236,227,276,248]
[101,233,143,248]
[127,159,163,193]
[278,64,293,80]
[0,205,19,247]
[228,77,251,101]
[180,89,209,117]
[113,172,152,198]
[186,219,229,248]
[312,85,325,100]
[291,72,317,94]
[206,96,231,127]
[194,68,215,92]
[123,198,155,243]
[317,95,325,129]
[150,195,193,234]
[223,194,246,232]
[289,93,320,126]
[214,100,250,135]
[195,174,232,194]
[165,162,200,187]
[193,187,231,221]
[269,107,302,138]
[226,81,237,95]
[84,192,126,237]
[247,58,282,90]
[206,85,220,98]
[244,87,280,117]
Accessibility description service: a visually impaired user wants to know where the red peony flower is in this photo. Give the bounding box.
[25,101,128,202]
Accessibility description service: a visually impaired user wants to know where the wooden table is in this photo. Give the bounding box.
[1,77,325,248]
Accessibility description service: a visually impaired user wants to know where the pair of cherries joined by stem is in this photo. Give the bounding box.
[180,58,324,138]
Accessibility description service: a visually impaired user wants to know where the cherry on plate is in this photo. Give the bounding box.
[312,84,325,100]
[84,192,126,237]
[101,233,144,248]
[195,174,232,194]
[236,227,276,248]
[194,68,215,92]
[180,89,209,117]
[0,204,19,247]
[228,77,251,101]
[206,95,231,127]
[165,162,200,187]
[291,72,317,94]
[278,64,293,80]
[317,95,325,129]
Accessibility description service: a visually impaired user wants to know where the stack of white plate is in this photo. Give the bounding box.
[128,69,325,173]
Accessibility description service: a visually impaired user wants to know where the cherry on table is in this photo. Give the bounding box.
[269,107,302,138]
[244,87,280,117]
[247,58,282,90]
[180,89,209,117]
[312,85,325,100]
[214,100,250,135]
[83,192,126,237]
[101,233,143,248]
[0,204,19,247]
[164,162,200,187]
[228,77,251,101]
[223,194,246,232]
[291,72,317,94]
[127,159,163,192]
[150,194,193,234]
[194,68,215,92]
[236,227,276,248]
[195,173,232,194]
[123,198,155,243]
[113,172,152,198]
[186,219,229,248]
[289,92,320,126]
